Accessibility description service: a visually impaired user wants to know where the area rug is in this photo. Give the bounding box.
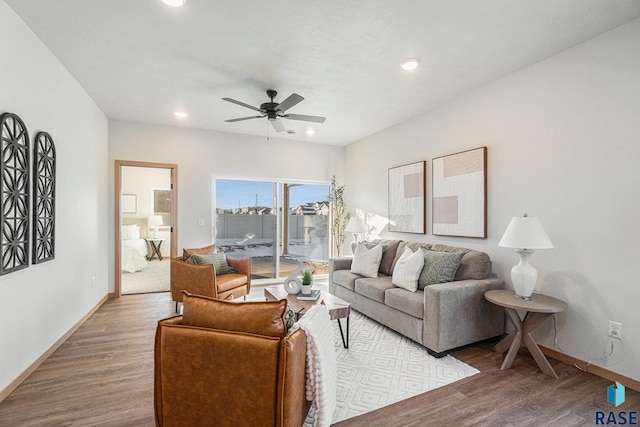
[121,259,170,294]
[328,310,479,423]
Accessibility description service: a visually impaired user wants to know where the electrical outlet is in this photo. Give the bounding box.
[608,321,622,340]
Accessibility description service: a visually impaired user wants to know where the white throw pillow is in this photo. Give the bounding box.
[350,242,383,278]
[392,247,425,292]
[122,224,139,240]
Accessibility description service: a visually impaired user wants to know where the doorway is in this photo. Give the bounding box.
[115,160,178,297]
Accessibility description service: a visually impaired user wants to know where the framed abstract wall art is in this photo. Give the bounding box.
[388,161,426,234]
[121,194,137,213]
[432,147,487,238]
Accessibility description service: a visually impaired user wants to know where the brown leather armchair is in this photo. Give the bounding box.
[170,256,251,312]
[154,294,311,427]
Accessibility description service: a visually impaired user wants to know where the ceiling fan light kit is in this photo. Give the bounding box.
[161,0,186,7]
[223,89,326,133]
[401,58,420,70]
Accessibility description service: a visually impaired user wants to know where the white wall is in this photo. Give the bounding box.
[345,18,640,381]
[0,1,108,394]
[108,120,344,291]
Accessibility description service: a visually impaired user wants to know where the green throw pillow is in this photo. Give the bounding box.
[418,248,464,290]
[188,253,236,275]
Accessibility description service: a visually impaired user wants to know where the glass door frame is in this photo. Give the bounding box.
[214,177,329,283]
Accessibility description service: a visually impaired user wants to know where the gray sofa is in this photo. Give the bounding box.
[329,239,505,357]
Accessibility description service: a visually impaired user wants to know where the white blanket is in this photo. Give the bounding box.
[290,304,337,427]
[121,239,147,273]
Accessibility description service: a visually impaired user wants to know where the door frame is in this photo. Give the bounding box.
[114,160,178,297]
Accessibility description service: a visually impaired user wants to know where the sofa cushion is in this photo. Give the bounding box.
[371,239,401,275]
[351,243,382,278]
[385,288,424,319]
[181,292,287,338]
[354,275,394,303]
[392,241,433,272]
[391,247,424,292]
[182,244,216,261]
[431,244,491,280]
[187,252,236,275]
[332,270,361,291]
[418,249,464,289]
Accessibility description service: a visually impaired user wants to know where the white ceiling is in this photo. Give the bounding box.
[7,0,640,145]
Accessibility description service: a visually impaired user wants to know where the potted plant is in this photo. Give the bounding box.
[300,269,313,295]
[329,175,350,256]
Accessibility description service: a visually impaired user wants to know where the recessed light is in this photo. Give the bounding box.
[161,0,186,7]
[305,129,316,136]
[400,58,420,71]
[174,111,187,119]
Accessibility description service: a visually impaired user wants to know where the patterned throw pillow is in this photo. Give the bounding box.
[418,248,464,289]
[350,242,383,278]
[188,252,236,275]
[391,247,424,292]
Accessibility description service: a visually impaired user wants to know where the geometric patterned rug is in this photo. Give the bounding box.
[330,310,479,423]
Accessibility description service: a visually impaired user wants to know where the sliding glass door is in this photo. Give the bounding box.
[282,183,330,277]
[215,179,329,281]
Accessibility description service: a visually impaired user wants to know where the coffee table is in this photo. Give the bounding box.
[264,285,351,348]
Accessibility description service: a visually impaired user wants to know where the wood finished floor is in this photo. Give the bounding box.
[0,291,637,426]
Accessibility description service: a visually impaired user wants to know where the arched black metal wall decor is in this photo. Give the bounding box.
[0,112,31,275]
[32,131,56,264]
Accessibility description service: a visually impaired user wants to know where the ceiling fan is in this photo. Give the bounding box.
[222,89,326,132]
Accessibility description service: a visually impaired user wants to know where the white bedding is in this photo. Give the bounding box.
[122,239,148,273]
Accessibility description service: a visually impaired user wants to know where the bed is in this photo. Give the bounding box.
[122,220,148,273]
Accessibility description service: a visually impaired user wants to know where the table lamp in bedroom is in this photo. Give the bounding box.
[148,215,163,238]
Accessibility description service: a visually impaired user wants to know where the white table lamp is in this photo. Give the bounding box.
[345,217,366,255]
[499,214,553,300]
[148,215,163,238]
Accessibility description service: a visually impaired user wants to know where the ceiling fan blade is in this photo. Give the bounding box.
[225,115,264,123]
[284,114,326,123]
[222,97,262,112]
[275,93,304,113]
[271,118,285,132]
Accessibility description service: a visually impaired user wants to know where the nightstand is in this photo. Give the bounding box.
[145,238,166,261]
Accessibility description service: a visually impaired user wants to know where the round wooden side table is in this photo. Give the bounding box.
[485,289,567,378]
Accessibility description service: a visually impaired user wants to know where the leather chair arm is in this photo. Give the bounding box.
[170,258,216,302]
[277,328,311,427]
[227,257,252,293]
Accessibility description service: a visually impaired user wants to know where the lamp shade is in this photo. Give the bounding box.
[498,215,553,250]
[148,215,164,226]
[345,217,366,233]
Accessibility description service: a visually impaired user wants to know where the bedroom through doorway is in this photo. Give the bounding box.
[115,161,178,297]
